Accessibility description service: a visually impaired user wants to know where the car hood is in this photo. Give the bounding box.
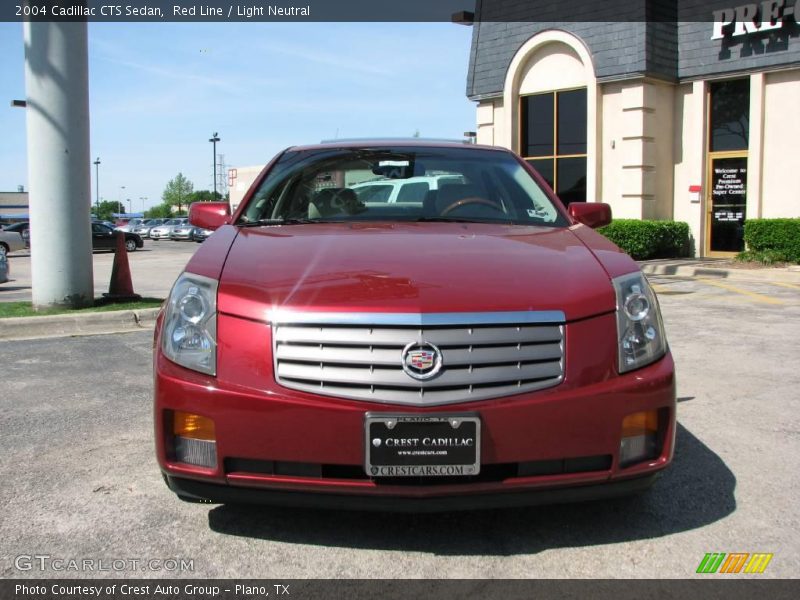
[212,222,633,323]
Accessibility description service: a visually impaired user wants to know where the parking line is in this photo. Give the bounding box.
[765,281,800,291]
[696,278,784,305]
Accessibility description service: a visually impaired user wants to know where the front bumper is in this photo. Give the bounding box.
[165,471,660,511]
[154,312,676,509]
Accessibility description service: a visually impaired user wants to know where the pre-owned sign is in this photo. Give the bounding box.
[712,0,800,39]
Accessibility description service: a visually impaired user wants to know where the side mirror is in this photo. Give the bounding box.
[568,202,612,229]
[189,202,230,230]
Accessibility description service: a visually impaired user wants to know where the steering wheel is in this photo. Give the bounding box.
[441,196,505,216]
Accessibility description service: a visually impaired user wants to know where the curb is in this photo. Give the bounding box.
[0,307,160,342]
[638,261,800,284]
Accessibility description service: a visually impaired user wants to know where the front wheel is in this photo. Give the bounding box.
[125,239,137,252]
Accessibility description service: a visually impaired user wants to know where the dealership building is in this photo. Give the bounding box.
[465,0,800,256]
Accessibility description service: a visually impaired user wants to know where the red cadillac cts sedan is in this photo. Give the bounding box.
[154,140,675,511]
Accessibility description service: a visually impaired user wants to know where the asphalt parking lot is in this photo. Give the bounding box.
[1,246,799,579]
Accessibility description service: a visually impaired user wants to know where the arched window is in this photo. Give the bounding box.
[503,31,597,205]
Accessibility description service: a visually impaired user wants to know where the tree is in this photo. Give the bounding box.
[162,173,194,214]
[93,200,125,221]
[144,203,174,218]
[187,189,216,203]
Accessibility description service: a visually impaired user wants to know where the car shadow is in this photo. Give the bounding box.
[206,423,735,556]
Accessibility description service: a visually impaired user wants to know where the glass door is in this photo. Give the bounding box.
[708,155,747,253]
[705,79,750,256]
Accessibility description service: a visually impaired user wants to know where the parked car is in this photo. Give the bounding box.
[2,221,30,248]
[150,218,187,240]
[91,222,144,252]
[351,174,466,204]
[170,222,196,241]
[131,218,165,237]
[0,228,26,255]
[155,140,675,510]
[192,227,213,243]
[114,218,148,232]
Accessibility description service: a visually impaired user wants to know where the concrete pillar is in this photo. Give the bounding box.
[476,101,496,146]
[24,21,94,308]
[746,73,765,220]
[619,83,657,219]
[672,81,707,257]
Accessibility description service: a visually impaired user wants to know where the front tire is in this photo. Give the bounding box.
[125,239,137,252]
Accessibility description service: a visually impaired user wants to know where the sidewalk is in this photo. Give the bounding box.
[638,257,800,283]
[0,245,189,340]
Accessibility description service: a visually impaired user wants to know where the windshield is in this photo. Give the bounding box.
[239,146,567,227]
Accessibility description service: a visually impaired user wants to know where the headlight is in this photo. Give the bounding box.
[161,272,218,375]
[613,272,667,374]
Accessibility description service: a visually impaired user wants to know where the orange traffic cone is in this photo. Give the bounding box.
[104,231,141,301]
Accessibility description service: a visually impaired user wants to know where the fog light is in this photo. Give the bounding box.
[172,411,217,468]
[619,410,659,467]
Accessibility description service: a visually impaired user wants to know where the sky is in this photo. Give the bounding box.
[0,21,477,212]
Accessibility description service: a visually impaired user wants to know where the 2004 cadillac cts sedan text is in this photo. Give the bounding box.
[153,140,675,511]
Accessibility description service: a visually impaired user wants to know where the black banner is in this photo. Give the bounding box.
[3,579,800,600]
[3,0,793,23]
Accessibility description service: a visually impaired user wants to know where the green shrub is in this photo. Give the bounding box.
[598,220,691,260]
[735,249,790,265]
[743,219,800,263]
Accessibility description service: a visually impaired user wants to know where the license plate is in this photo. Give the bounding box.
[364,413,480,477]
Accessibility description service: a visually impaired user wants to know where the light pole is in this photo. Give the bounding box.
[93,157,100,216]
[209,132,220,199]
[139,196,147,213]
[119,185,126,215]
[127,198,132,214]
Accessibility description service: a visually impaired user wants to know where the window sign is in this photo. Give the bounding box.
[709,157,747,252]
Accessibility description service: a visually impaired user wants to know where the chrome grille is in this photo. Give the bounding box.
[271,311,565,406]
